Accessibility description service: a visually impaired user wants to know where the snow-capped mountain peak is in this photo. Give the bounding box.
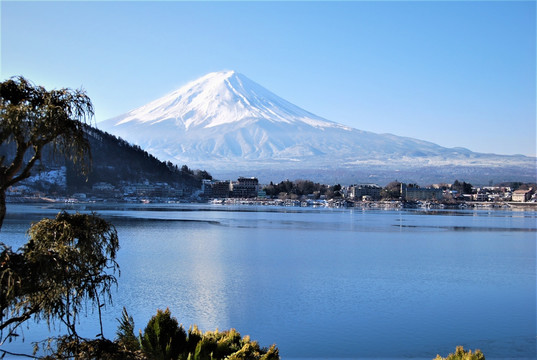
[99,71,535,183]
[111,70,347,131]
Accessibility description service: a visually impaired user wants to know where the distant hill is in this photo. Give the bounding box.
[3,125,211,196]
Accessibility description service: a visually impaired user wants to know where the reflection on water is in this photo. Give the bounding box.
[186,227,231,329]
[1,204,536,359]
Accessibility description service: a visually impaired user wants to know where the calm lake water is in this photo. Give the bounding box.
[1,203,536,359]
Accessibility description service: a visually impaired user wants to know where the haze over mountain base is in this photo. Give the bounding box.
[210,164,535,186]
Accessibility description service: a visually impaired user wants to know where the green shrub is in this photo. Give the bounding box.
[435,346,485,360]
[186,325,202,355]
[134,309,280,360]
[214,329,242,358]
[193,335,217,360]
[116,307,140,352]
[140,308,187,360]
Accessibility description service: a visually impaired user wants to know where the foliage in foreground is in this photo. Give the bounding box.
[41,336,146,360]
[117,308,280,360]
[0,212,119,353]
[435,346,485,360]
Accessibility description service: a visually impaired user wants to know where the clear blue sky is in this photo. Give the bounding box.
[1,1,535,156]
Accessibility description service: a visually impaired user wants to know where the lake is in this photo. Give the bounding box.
[1,203,536,359]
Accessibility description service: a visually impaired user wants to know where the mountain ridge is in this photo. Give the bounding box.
[99,71,536,184]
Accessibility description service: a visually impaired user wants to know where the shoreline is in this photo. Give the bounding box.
[6,196,537,211]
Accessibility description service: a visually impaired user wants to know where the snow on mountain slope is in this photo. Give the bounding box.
[111,70,349,131]
[99,71,535,180]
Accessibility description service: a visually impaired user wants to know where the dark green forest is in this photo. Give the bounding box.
[65,126,212,192]
[1,124,212,194]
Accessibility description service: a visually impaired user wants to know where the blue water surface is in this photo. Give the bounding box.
[1,203,535,359]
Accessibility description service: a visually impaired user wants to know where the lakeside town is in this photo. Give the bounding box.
[6,166,536,209]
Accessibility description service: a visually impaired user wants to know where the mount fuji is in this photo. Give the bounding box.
[100,71,535,184]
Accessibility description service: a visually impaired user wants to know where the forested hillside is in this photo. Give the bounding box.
[66,125,211,192]
[2,125,212,195]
